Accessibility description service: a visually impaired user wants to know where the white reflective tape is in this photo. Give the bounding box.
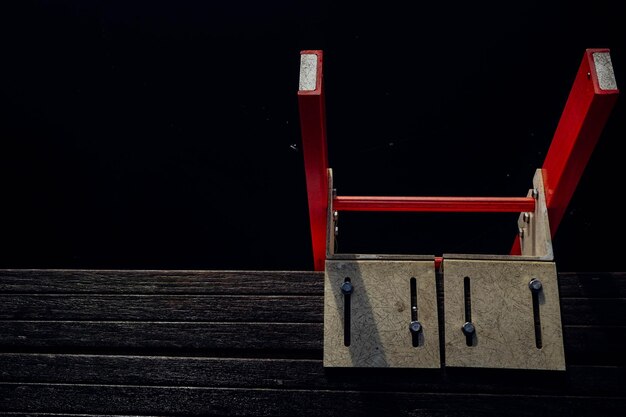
[593,52,617,90]
[299,54,318,91]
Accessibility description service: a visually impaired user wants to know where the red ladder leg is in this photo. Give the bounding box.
[512,48,619,255]
[298,50,328,271]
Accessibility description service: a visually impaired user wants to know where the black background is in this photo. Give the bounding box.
[1,1,624,271]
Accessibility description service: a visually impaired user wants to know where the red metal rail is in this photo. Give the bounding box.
[334,196,535,213]
[298,51,328,271]
[511,48,619,255]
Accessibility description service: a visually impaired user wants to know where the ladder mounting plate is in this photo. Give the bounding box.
[324,260,441,368]
[444,259,565,370]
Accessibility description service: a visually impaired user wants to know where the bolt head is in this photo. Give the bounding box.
[531,188,539,199]
[340,281,353,295]
[462,321,476,336]
[334,226,339,236]
[529,278,543,292]
[523,212,531,223]
[409,321,422,334]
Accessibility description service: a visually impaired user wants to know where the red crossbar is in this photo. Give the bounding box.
[511,49,618,255]
[334,196,535,213]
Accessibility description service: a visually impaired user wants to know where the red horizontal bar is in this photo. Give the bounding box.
[333,196,536,213]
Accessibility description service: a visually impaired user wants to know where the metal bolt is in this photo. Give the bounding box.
[333,211,338,221]
[340,281,353,295]
[518,227,525,238]
[528,278,543,292]
[523,212,531,223]
[334,226,339,236]
[531,188,539,199]
[587,72,591,79]
[409,321,422,334]
[462,321,476,336]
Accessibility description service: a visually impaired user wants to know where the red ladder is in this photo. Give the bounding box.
[298,49,618,271]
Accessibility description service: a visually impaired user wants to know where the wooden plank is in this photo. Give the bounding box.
[2,270,624,298]
[0,295,321,322]
[0,322,622,365]
[1,294,624,326]
[0,322,322,351]
[564,325,626,365]
[0,384,624,416]
[558,273,626,298]
[0,354,625,397]
[0,295,624,325]
[560,299,626,326]
[0,414,147,417]
[0,414,146,417]
[0,270,323,295]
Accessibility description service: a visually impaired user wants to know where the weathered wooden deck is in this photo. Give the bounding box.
[1,270,625,416]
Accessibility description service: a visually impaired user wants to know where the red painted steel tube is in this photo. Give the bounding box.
[511,49,619,254]
[542,49,619,235]
[435,257,443,270]
[298,50,328,271]
[334,196,535,213]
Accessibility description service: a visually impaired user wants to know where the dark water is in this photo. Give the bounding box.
[1,1,624,271]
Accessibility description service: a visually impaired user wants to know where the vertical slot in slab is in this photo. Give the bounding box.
[410,277,419,347]
[530,280,543,349]
[342,277,352,347]
[410,277,418,321]
[464,277,473,347]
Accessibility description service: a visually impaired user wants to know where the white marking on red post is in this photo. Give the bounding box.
[592,52,617,91]
[299,54,318,91]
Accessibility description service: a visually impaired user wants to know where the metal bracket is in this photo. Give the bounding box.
[443,259,565,370]
[324,173,442,367]
[518,169,553,260]
[323,169,565,370]
[446,169,553,262]
[324,260,441,368]
[326,168,336,259]
[442,169,565,370]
